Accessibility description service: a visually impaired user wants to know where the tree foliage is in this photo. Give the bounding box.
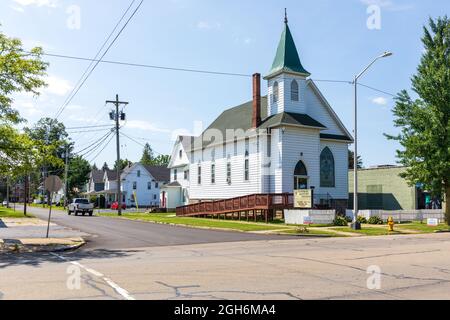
[0,28,48,124]
[140,143,154,165]
[385,16,450,222]
[348,150,363,170]
[67,156,91,198]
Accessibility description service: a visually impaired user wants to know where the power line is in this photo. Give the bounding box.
[89,133,116,163]
[54,0,144,120]
[66,124,113,130]
[358,83,396,97]
[78,131,114,158]
[54,0,137,121]
[73,130,113,155]
[67,128,113,134]
[38,52,254,78]
[120,132,166,156]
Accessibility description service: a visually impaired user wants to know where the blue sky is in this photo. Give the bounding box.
[1,0,449,167]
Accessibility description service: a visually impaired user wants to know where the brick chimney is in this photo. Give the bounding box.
[252,73,261,128]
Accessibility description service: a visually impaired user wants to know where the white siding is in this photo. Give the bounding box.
[189,136,261,201]
[282,127,321,193]
[305,84,346,136]
[121,164,162,207]
[268,74,307,116]
[318,141,349,199]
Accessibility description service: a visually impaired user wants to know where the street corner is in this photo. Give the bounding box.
[0,237,86,254]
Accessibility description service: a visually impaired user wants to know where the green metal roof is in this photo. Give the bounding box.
[266,23,310,79]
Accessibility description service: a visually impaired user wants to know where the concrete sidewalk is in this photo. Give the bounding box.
[0,217,88,253]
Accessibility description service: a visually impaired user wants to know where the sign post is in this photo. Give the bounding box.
[44,176,63,239]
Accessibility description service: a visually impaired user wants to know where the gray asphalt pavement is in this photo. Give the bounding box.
[23,205,293,250]
[1,233,450,300]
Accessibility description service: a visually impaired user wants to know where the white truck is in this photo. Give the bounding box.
[68,198,94,216]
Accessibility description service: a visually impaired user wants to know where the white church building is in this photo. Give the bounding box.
[161,17,353,211]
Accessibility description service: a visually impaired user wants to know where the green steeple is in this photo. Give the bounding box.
[266,17,310,79]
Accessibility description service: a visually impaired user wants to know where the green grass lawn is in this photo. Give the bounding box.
[29,203,66,211]
[280,228,346,237]
[332,226,405,236]
[0,207,34,218]
[99,212,293,232]
[395,222,450,233]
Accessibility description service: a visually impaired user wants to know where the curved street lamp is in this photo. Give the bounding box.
[352,51,393,230]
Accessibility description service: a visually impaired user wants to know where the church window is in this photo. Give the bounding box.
[320,147,335,188]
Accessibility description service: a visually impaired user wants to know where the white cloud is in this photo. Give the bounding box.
[13,0,60,8]
[10,5,25,12]
[42,75,73,96]
[372,97,388,105]
[13,99,43,117]
[126,120,170,133]
[21,39,53,51]
[360,0,414,12]
[196,21,222,30]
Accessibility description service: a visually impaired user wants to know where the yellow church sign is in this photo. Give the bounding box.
[294,190,313,209]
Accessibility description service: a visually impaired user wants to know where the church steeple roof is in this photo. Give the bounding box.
[265,11,310,79]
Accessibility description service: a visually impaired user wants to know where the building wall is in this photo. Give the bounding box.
[121,164,162,207]
[189,135,261,201]
[305,83,346,136]
[348,167,417,210]
[281,126,321,193]
[268,74,307,116]
[319,140,349,199]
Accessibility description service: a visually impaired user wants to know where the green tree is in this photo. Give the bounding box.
[102,162,110,171]
[152,154,171,166]
[386,17,450,224]
[67,156,91,199]
[348,150,363,170]
[0,28,47,124]
[114,159,133,171]
[140,143,154,165]
[92,163,98,171]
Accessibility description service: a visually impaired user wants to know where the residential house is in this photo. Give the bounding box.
[86,169,105,195]
[121,163,170,208]
[161,136,192,210]
[165,17,353,211]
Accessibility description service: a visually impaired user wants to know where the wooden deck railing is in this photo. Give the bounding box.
[176,193,294,217]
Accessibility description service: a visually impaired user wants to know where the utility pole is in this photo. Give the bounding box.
[106,94,128,216]
[6,176,10,208]
[64,145,69,208]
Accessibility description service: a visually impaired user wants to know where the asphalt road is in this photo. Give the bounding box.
[1,233,450,300]
[23,205,292,250]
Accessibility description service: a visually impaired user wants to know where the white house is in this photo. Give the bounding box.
[165,17,353,211]
[160,136,192,210]
[120,163,170,208]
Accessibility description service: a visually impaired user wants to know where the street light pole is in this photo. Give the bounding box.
[352,51,393,230]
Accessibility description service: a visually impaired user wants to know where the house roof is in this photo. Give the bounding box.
[265,22,310,79]
[179,136,194,151]
[142,165,170,182]
[191,93,352,148]
[91,170,104,184]
[105,170,119,181]
[259,112,326,130]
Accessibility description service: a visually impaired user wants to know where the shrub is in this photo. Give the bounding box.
[357,216,368,224]
[345,216,353,223]
[333,216,349,226]
[368,216,384,225]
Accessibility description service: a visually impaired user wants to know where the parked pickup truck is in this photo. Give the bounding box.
[68,198,94,216]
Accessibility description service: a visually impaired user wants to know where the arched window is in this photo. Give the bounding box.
[320,147,335,188]
[294,161,308,176]
[273,81,279,104]
[291,79,299,101]
[294,161,308,190]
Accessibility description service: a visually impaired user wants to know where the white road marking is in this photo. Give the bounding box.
[51,253,135,300]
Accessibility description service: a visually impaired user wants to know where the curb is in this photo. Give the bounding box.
[0,238,86,254]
